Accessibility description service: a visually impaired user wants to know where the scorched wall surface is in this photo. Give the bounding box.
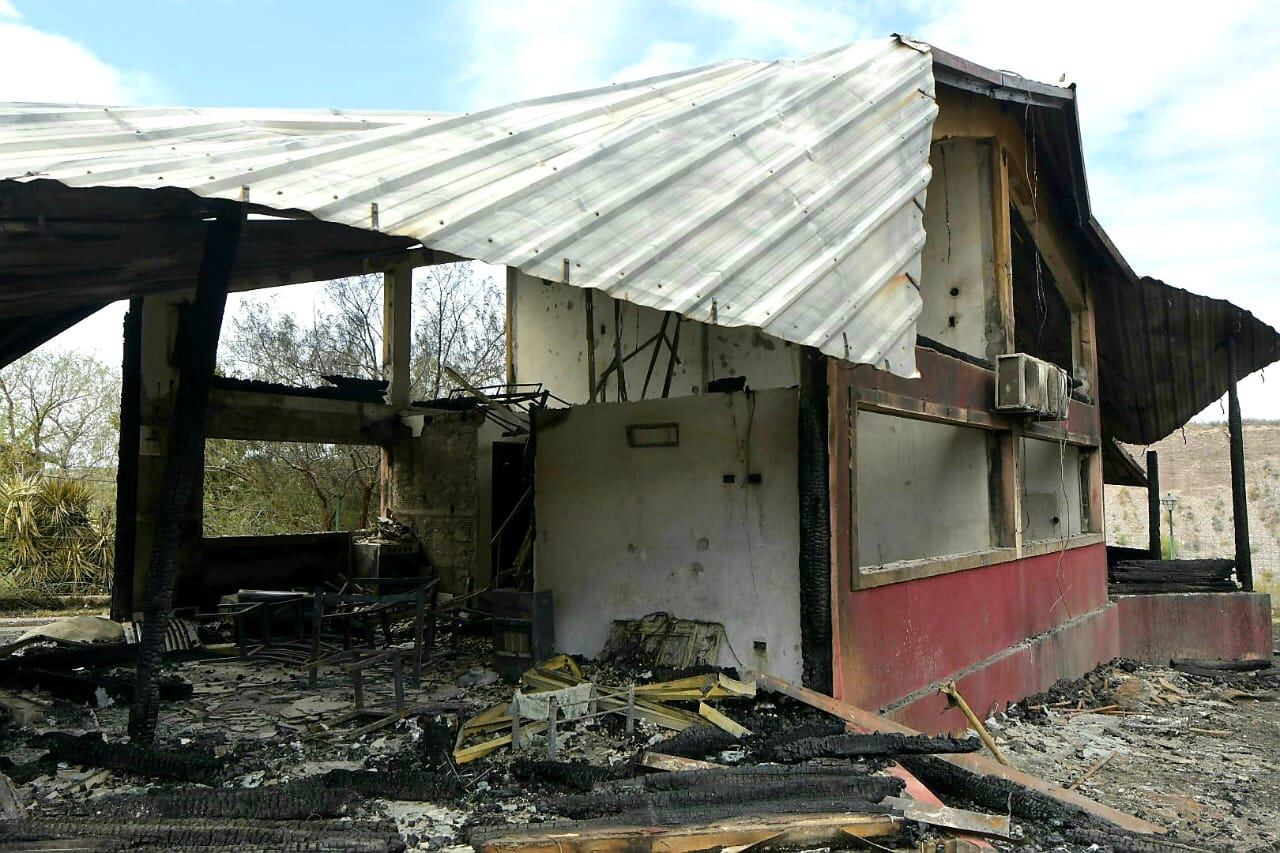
[534,388,803,680]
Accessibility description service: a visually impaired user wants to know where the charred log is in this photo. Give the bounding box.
[767,732,982,762]
[35,732,224,784]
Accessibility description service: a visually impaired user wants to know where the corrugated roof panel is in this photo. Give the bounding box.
[0,37,936,376]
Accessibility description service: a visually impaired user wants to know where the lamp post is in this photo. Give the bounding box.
[1160,492,1178,559]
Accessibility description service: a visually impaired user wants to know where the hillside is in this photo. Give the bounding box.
[1105,421,1280,593]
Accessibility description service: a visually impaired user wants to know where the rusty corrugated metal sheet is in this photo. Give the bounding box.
[1094,274,1280,445]
[0,37,937,377]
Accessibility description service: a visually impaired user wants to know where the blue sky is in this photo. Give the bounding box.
[2,0,1278,422]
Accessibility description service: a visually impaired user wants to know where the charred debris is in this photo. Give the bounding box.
[1,598,1255,853]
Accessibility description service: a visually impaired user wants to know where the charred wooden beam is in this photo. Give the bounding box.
[128,203,242,743]
[111,299,142,622]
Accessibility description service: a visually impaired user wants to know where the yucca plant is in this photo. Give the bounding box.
[0,473,113,593]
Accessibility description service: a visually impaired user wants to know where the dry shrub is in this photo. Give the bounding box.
[0,475,113,594]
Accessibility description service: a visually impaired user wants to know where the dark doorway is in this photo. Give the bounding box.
[490,440,532,584]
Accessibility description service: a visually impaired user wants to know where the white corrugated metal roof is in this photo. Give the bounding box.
[1,37,936,376]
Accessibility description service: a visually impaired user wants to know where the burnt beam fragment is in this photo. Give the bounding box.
[546,774,903,820]
[35,732,225,784]
[767,732,982,763]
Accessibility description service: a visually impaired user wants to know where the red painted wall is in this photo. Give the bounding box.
[1116,592,1273,663]
[889,604,1117,732]
[834,543,1109,713]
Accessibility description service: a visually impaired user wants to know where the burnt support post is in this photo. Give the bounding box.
[110,299,143,622]
[379,263,412,516]
[1226,337,1252,591]
[1145,450,1161,559]
[797,349,832,693]
[129,204,242,742]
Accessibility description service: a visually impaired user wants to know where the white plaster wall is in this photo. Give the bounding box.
[534,388,803,680]
[918,140,994,360]
[856,411,992,565]
[1021,437,1083,542]
[510,272,801,404]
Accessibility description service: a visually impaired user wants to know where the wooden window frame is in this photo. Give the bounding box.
[831,141,1105,592]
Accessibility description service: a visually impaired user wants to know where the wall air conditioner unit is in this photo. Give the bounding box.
[995,353,1071,420]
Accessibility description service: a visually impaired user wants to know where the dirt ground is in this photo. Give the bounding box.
[991,642,1280,851]
[1,615,1277,851]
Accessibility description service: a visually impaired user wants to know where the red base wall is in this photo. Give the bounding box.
[835,543,1114,733]
[1116,592,1272,663]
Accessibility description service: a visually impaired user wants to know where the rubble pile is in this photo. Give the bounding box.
[0,613,1276,852]
[989,657,1280,851]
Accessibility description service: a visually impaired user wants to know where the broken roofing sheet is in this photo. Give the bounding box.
[0,37,936,376]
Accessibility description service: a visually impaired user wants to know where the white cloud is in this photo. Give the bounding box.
[0,5,158,104]
[679,0,877,57]
[457,0,633,108]
[612,41,703,83]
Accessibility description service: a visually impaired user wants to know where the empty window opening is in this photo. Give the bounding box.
[1011,207,1073,374]
[856,412,992,567]
[1020,437,1083,543]
[216,264,507,403]
[204,439,380,536]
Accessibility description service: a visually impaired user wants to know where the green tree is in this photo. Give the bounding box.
[0,349,119,478]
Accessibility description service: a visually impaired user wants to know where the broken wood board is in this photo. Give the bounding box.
[634,672,756,701]
[882,796,1011,839]
[884,765,995,852]
[699,701,750,738]
[747,670,1163,836]
[455,722,549,764]
[522,666,702,731]
[477,812,897,853]
[638,751,722,772]
[600,613,726,673]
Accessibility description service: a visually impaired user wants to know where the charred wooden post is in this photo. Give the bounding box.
[584,288,597,403]
[1145,450,1161,559]
[378,263,412,515]
[129,204,242,743]
[612,298,627,401]
[1226,337,1253,590]
[797,348,832,693]
[110,300,143,622]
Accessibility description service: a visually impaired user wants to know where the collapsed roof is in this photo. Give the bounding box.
[0,38,936,377]
[0,37,1275,444]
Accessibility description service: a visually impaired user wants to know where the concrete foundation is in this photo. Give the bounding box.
[1115,592,1273,663]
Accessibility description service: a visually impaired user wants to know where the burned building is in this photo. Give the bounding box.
[1,36,1276,742]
